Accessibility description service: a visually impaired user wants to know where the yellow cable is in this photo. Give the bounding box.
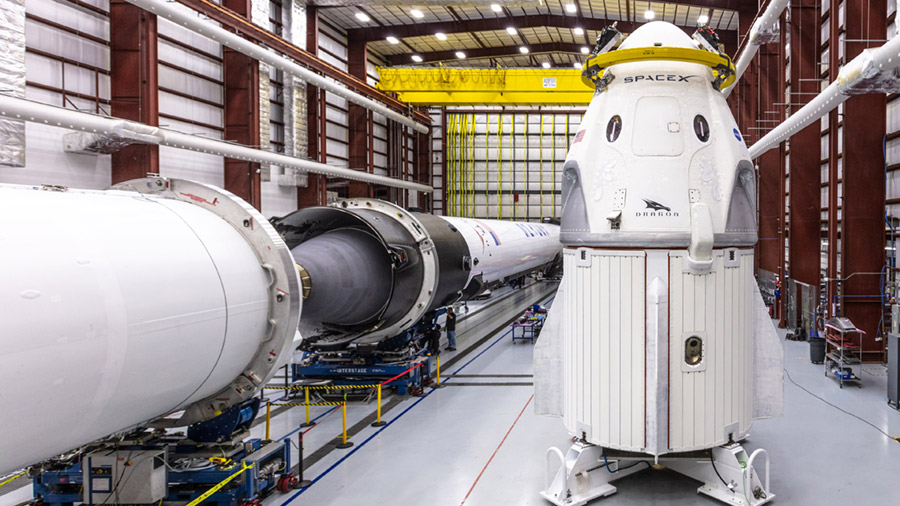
[497,114,503,220]
[461,114,468,217]
[185,463,252,506]
[471,113,476,218]
[510,115,515,220]
[551,114,556,215]
[487,114,492,218]
[447,114,456,216]
[523,113,528,221]
[540,113,544,221]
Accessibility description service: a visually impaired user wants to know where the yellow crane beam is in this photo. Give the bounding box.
[376,67,594,106]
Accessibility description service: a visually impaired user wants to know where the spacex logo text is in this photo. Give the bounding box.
[623,75,696,83]
[637,199,679,217]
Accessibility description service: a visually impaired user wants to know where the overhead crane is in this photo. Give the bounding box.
[376,67,594,106]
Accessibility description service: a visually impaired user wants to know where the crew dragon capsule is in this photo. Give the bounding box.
[534,22,783,506]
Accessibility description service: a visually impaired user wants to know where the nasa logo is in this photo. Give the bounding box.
[637,198,679,217]
[623,75,697,83]
[733,128,743,142]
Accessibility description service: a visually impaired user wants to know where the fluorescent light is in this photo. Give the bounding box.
[565,3,577,13]
[491,3,502,12]
[411,54,423,62]
[386,36,399,44]
[573,27,584,36]
[435,32,447,40]
[542,61,551,69]
[697,14,709,24]
[644,10,655,20]
[506,26,517,35]
[456,51,466,58]
[573,62,582,69]
[355,12,370,22]
[410,8,424,19]
[520,46,529,54]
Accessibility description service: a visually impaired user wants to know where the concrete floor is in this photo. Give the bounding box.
[4,287,900,506]
[264,319,900,506]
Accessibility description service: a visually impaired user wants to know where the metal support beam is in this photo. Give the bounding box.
[826,0,841,318]
[757,41,785,322]
[787,0,821,291]
[109,0,158,183]
[415,126,432,212]
[299,6,327,208]
[0,95,433,192]
[170,0,430,128]
[352,14,736,51]
[724,0,788,96]
[222,0,260,210]
[730,4,758,159]
[387,43,592,65]
[348,38,372,198]
[841,0,887,361]
[315,0,739,7]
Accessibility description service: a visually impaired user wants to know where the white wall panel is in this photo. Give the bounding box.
[261,180,298,218]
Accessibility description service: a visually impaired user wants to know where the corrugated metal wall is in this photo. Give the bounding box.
[436,108,584,221]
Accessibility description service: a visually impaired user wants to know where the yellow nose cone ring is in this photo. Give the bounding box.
[581,46,737,90]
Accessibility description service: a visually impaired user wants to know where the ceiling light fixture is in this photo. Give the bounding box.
[506,26,517,35]
[581,46,590,54]
[520,46,529,54]
[573,27,584,36]
[574,62,582,69]
[410,9,424,19]
[456,51,466,58]
[697,14,709,25]
[565,3,577,13]
[542,61,551,69]
[491,3,502,13]
[355,12,370,22]
[411,54,423,62]
[386,36,399,44]
[644,10,655,20]
[435,32,447,40]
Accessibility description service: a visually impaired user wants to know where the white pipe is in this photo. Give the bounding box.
[0,94,433,193]
[125,0,430,134]
[0,177,300,474]
[748,32,900,158]
[723,0,790,97]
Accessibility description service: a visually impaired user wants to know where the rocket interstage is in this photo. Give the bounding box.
[272,199,561,352]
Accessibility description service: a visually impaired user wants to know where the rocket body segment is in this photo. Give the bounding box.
[0,179,300,474]
[439,216,561,286]
[276,200,561,351]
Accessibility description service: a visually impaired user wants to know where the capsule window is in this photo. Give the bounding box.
[693,115,710,142]
[606,115,622,143]
[685,335,703,366]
